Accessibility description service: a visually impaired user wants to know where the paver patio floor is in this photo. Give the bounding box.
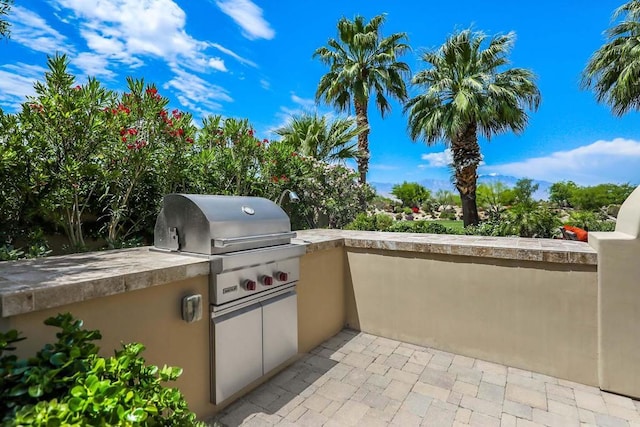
[210,329,640,427]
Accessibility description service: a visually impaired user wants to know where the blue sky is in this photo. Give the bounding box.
[1,0,639,188]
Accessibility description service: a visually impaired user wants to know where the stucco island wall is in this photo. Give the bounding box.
[0,249,216,417]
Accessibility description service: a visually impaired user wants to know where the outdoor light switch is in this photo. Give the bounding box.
[181,294,203,323]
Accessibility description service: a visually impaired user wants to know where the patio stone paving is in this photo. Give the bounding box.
[209,329,640,426]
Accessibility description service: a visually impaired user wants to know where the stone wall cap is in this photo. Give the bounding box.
[0,247,209,318]
[296,229,597,265]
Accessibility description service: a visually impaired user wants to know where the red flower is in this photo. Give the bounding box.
[186,137,194,144]
[128,128,138,135]
[73,85,81,90]
[291,152,298,157]
[159,109,167,117]
[126,144,134,150]
[177,128,184,136]
[272,176,279,183]
[146,87,158,95]
[119,129,126,136]
[248,129,254,136]
[263,138,269,144]
[121,136,127,142]
[280,175,288,182]
[411,206,420,214]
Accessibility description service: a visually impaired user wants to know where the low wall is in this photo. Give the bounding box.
[344,249,597,386]
[297,230,599,387]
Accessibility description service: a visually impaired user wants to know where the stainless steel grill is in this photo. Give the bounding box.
[153,194,304,404]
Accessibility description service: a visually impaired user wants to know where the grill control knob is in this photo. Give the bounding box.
[261,275,273,286]
[276,272,289,282]
[244,280,257,291]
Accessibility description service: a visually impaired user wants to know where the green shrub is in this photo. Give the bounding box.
[345,213,393,231]
[439,211,456,220]
[387,220,456,235]
[463,220,505,236]
[390,182,431,207]
[0,313,203,426]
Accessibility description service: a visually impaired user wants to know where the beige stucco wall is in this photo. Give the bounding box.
[589,184,640,398]
[297,247,346,353]
[344,248,599,386]
[0,276,216,419]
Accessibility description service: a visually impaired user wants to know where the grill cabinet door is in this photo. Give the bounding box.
[212,303,262,404]
[262,291,298,374]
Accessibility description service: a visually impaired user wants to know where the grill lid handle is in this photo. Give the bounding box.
[213,231,297,248]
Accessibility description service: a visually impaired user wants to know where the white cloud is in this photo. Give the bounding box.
[50,0,228,76]
[483,138,640,185]
[210,43,257,67]
[260,79,270,90]
[208,57,228,72]
[215,0,275,40]
[291,93,315,109]
[163,67,233,117]
[421,149,452,167]
[71,52,116,79]
[9,6,73,53]
[0,64,47,110]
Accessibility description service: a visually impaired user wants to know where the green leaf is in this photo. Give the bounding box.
[28,384,44,398]
[126,407,147,423]
[46,417,61,427]
[9,384,28,397]
[68,397,84,412]
[49,352,67,366]
[70,385,85,397]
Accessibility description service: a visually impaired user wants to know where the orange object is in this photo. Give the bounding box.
[562,225,588,242]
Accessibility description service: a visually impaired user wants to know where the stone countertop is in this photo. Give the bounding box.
[0,230,597,318]
[0,248,209,317]
[294,229,597,265]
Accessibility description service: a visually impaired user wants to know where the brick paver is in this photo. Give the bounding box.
[210,330,640,426]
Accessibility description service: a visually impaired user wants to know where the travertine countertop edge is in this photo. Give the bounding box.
[295,229,597,265]
[0,248,210,318]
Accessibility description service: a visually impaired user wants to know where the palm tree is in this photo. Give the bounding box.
[404,29,541,226]
[274,113,365,163]
[314,14,410,183]
[582,0,640,116]
[0,0,12,40]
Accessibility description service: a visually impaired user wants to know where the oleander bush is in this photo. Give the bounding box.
[0,313,203,426]
[0,55,373,256]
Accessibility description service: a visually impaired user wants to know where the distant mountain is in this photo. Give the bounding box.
[371,174,552,200]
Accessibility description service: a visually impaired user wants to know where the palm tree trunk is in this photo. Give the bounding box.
[451,123,481,227]
[354,100,369,184]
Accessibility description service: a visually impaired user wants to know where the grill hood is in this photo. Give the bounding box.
[154,194,295,255]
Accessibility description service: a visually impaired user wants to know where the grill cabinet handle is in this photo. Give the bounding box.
[213,231,297,248]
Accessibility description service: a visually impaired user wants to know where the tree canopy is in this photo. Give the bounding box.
[405,29,540,226]
[314,14,410,183]
[582,0,640,115]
